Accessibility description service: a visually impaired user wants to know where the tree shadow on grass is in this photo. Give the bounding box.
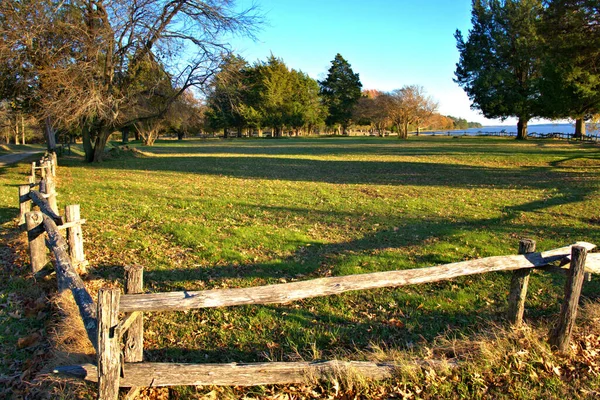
[90,177,599,291]
[135,137,600,160]
[87,189,600,368]
[94,155,600,191]
[142,304,501,364]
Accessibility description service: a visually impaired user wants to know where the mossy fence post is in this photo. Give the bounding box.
[507,238,536,326]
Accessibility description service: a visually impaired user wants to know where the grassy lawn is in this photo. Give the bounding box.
[1,136,599,398]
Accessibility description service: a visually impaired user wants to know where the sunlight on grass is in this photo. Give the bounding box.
[1,136,599,397]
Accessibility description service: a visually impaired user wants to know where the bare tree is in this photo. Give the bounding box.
[354,91,392,136]
[0,0,260,161]
[388,85,438,139]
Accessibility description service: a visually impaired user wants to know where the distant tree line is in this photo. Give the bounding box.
[205,53,482,138]
[455,0,600,139]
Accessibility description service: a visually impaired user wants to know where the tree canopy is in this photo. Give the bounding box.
[205,55,326,137]
[319,54,362,134]
[0,0,260,161]
[538,0,600,137]
[455,0,544,140]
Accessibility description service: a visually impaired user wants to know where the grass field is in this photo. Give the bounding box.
[1,136,599,398]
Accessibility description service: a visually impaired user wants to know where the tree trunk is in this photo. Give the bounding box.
[122,127,129,144]
[401,122,409,139]
[92,128,111,162]
[82,124,94,163]
[574,118,586,139]
[516,117,528,140]
[223,127,228,139]
[45,117,56,150]
[21,115,25,144]
[15,116,20,145]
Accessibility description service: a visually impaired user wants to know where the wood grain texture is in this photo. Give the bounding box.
[550,246,588,351]
[119,243,596,313]
[19,185,31,225]
[65,204,86,271]
[507,239,536,326]
[29,190,63,225]
[97,288,121,399]
[55,359,457,387]
[124,265,144,363]
[26,211,47,273]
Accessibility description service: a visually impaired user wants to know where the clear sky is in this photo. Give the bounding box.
[230,0,545,126]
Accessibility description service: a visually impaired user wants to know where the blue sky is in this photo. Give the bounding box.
[229,0,544,126]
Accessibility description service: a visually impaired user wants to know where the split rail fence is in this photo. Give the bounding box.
[15,153,600,400]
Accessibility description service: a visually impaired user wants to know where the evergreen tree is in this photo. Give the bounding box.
[455,0,544,140]
[253,56,294,137]
[205,55,251,138]
[539,0,600,138]
[319,54,362,134]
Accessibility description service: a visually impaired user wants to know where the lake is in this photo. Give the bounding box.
[424,123,596,137]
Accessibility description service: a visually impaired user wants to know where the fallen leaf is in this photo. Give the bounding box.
[17,333,41,349]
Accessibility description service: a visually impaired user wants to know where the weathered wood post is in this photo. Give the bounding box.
[98,288,121,400]
[124,265,144,363]
[49,152,57,176]
[41,174,59,215]
[31,161,36,182]
[19,185,31,225]
[40,160,47,179]
[25,211,47,273]
[549,245,587,352]
[507,239,536,326]
[65,205,86,272]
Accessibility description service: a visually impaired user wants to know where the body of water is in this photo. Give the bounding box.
[425,123,594,137]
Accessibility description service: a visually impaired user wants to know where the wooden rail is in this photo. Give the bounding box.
[118,242,596,313]
[18,153,94,348]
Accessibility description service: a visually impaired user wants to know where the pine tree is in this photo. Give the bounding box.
[539,0,600,138]
[319,54,362,134]
[455,0,544,140]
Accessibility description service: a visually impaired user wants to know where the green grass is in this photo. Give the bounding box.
[1,136,599,397]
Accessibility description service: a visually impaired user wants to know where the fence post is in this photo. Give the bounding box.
[18,185,31,226]
[25,211,47,273]
[42,174,59,215]
[507,239,536,326]
[98,288,121,400]
[124,265,144,363]
[49,152,57,176]
[31,161,36,182]
[40,160,46,179]
[65,205,86,272]
[549,245,587,352]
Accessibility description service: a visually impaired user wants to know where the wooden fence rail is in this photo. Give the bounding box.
[118,242,596,313]
[14,152,600,400]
